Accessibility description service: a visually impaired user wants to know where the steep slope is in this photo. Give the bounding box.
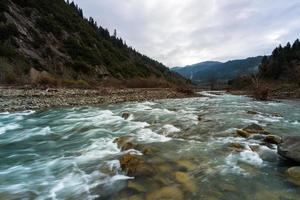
[172,56,262,84]
[0,0,188,86]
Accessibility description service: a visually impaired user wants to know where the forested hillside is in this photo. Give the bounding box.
[0,0,187,87]
[259,39,300,85]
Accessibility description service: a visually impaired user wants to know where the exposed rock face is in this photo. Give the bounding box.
[278,136,300,163]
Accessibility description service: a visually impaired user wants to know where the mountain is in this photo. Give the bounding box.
[0,0,188,87]
[171,61,222,80]
[172,57,263,84]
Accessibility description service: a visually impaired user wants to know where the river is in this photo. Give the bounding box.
[0,91,300,199]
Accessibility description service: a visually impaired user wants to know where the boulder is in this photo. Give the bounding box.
[264,135,282,145]
[236,129,251,138]
[113,136,137,151]
[258,148,279,162]
[122,112,130,120]
[146,186,184,200]
[243,124,264,134]
[228,143,246,151]
[286,167,300,186]
[278,136,300,163]
[119,154,155,177]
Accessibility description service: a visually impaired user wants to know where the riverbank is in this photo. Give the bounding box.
[0,86,198,112]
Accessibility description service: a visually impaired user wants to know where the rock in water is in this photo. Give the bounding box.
[286,167,300,186]
[264,135,282,145]
[174,171,197,193]
[119,154,155,177]
[122,112,130,120]
[278,136,300,163]
[243,124,264,134]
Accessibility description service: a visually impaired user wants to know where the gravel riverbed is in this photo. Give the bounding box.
[0,86,197,112]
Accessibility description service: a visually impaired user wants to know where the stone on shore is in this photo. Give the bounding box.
[278,136,300,163]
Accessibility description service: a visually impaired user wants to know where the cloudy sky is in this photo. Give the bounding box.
[74,0,300,67]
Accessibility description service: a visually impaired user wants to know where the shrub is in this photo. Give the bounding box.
[176,87,194,95]
[61,79,90,88]
[36,16,62,37]
[0,0,8,12]
[253,87,269,101]
[0,12,7,23]
[0,24,19,41]
[71,61,92,73]
[0,44,17,57]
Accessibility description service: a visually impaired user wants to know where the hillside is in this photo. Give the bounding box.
[172,57,263,84]
[0,0,188,87]
[259,39,300,84]
[171,61,221,79]
[230,39,300,99]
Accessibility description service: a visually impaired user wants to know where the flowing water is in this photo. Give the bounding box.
[0,91,300,200]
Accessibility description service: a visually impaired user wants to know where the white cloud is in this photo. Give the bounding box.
[74,0,300,67]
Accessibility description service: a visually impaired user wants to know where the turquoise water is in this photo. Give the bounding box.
[0,92,300,199]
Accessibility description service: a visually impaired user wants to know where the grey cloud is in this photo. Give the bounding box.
[74,0,300,67]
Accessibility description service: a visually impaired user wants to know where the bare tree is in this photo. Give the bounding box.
[250,73,261,89]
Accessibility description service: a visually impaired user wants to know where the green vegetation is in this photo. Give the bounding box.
[259,39,300,85]
[0,0,187,86]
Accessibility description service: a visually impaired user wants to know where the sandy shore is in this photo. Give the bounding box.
[0,86,198,112]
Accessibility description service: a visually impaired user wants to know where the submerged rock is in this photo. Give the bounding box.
[127,181,147,192]
[176,159,198,171]
[146,186,184,200]
[247,110,259,115]
[174,171,197,193]
[278,136,300,163]
[286,167,300,186]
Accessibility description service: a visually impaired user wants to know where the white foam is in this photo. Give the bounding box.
[136,128,171,143]
[162,124,181,134]
[0,123,21,135]
[239,150,264,166]
[75,138,120,163]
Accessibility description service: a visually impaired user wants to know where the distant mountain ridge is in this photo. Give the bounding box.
[172,56,263,83]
